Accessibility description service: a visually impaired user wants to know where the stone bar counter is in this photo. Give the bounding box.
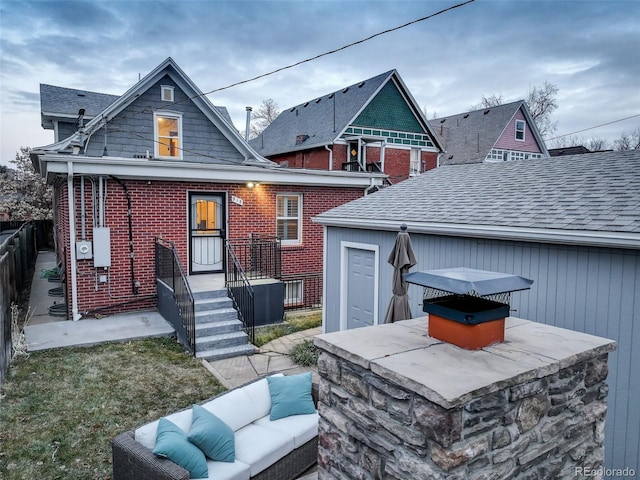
[314,317,616,480]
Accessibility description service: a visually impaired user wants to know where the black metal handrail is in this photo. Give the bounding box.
[225,241,255,343]
[155,238,196,355]
[226,235,281,280]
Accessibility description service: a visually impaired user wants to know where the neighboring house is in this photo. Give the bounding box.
[314,149,640,473]
[433,100,549,165]
[250,70,444,184]
[548,145,592,156]
[31,57,385,359]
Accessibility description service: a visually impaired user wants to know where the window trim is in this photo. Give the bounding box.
[409,148,421,177]
[276,193,302,245]
[161,85,174,102]
[515,119,526,142]
[154,111,183,160]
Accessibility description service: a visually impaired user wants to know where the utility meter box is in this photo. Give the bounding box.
[93,227,112,267]
[75,241,93,260]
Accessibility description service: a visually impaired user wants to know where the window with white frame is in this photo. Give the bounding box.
[284,280,303,306]
[161,85,174,102]
[409,148,421,176]
[515,120,525,141]
[276,194,302,244]
[154,112,182,159]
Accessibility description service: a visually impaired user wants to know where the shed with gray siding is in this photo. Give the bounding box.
[314,150,640,473]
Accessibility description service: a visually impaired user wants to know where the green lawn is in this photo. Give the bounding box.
[0,337,224,480]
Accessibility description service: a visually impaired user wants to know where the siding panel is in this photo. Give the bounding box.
[325,226,639,472]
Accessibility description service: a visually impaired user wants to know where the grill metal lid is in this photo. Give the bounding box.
[404,267,533,296]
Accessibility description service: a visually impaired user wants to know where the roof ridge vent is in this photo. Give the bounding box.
[484,109,490,115]
[315,98,321,103]
[463,113,469,118]
[342,87,349,93]
[328,93,335,99]
[358,81,365,88]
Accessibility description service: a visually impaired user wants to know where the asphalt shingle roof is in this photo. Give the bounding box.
[40,84,119,117]
[432,101,525,165]
[316,150,640,234]
[249,71,396,156]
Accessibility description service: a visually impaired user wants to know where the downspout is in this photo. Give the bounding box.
[437,152,444,168]
[324,144,333,170]
[364,177,377,196]
[67,162,82,321]
[380,140,386,173]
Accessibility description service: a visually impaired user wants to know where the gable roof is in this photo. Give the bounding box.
[35,58,266,165]
[250,70,443,156]
[432,101,548,165]
[315,149,640,249]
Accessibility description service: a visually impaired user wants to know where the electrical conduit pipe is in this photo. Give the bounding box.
[67,161,82,321]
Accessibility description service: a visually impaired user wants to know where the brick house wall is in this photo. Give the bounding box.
[54,178,362,317]
[271,144,438,183]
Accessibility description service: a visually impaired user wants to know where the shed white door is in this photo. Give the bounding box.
[345,247,377,330]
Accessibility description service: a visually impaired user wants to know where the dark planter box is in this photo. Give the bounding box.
[422,294,510,325]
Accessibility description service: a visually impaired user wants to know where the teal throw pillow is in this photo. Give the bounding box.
[267,372,316,421]
[153,418,208,478]
[188,404,235,463]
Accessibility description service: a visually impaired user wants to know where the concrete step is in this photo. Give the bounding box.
[196,343,256,362]
[194,296,233,312]
[195,307,238,324]
[195,319,244,337]
[196,331,250,351]
[192,288,228,301]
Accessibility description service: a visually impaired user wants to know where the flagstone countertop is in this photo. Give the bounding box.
[314,317,617,409]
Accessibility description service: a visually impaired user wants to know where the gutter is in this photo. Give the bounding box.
[311,216,640,250]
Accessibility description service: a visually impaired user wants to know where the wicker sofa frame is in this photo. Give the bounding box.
[112,379,319,480]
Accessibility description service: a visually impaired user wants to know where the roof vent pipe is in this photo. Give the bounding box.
[245,106,252,140]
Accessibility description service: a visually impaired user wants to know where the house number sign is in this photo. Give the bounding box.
[231,195,244,206]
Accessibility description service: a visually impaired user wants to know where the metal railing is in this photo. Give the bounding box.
[282,272,323,310]
[225,241,255,343]
[226,235,281,280]
[155,238,195,355]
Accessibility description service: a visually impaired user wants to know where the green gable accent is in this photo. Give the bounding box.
[353,81,425,134]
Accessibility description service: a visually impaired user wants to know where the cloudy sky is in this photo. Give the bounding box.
[1,0,639,165]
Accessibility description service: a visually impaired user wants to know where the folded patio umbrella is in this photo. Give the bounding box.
[384,225,417,323]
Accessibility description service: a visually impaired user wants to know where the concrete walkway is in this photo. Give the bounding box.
[204,327,321,389]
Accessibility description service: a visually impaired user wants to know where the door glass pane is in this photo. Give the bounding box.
[193,199,220,233]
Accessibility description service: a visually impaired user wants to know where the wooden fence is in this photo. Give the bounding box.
[0,222,37,388]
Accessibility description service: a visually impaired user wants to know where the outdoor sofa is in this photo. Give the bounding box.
[112,373,319,480]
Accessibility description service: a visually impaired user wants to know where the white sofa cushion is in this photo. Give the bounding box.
[135,408,192,450]
[234,423,295,476]
[192,459,251,480]
[201,388,259,432]
[241,374,283,418]
[254,412,319,448]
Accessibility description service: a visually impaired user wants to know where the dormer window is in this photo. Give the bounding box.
[515,119,525,141]
[154,112,182,159]
[161,85,174,102]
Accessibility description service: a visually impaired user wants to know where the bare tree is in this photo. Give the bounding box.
[473,82,559,138]
[613,127,640,151]
[249,99,280,139]
[0,147,52,220]
[526,82,559,138]
[586,137,609,151]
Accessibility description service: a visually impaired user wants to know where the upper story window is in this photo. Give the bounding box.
[154,112,182,159]
[276,194,302,245]
[515,120,526,141]
[161,85,174,102]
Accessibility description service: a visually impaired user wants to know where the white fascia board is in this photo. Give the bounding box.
[312,216,640,250]
[41,155,385,187]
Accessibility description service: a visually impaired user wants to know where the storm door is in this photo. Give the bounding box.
[189,193,225,273]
